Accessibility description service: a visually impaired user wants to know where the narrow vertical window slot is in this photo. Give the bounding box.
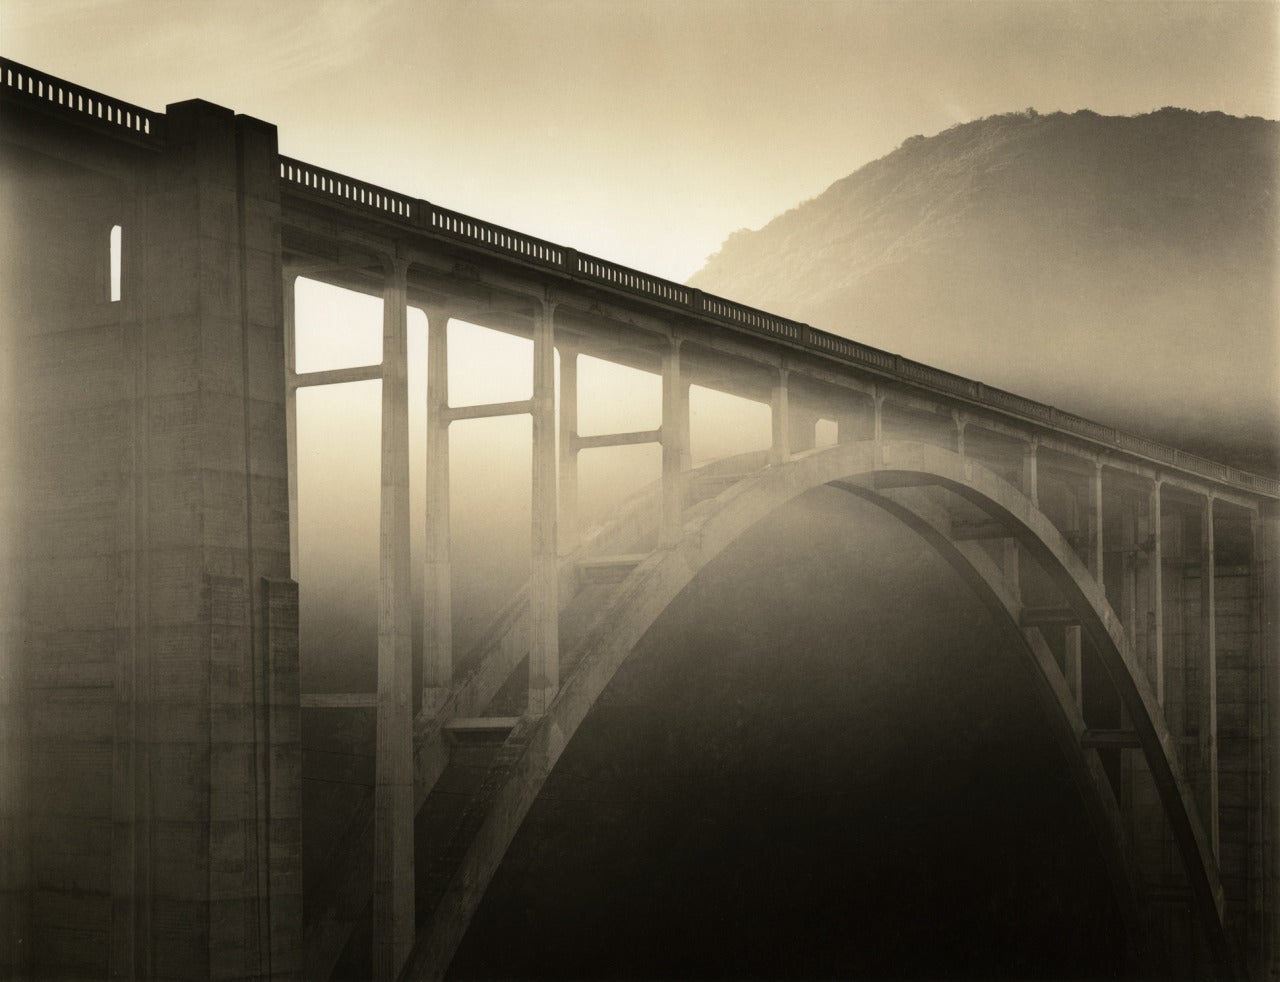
[109,224,122,302]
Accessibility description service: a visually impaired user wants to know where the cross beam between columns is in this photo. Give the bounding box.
[445,398,534,422]
[293,363,382,387]
[574,428,662,451]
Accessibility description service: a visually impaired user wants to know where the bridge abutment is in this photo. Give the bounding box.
[1,92,299,979]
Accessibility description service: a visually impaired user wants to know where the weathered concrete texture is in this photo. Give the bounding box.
[1,93,298,979]
[1,125,143,979]
[0,147,32,982]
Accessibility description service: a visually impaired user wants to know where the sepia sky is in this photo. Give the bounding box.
[3,0,1277,281]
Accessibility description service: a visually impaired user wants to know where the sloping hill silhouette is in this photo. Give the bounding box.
[690,108,1278,473]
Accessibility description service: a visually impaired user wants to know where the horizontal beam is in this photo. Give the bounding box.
[1106,539,1154,556]
[882,389,955,421]
[445,398,533,422]
[573,428,661,451]
[291,363,381,388]
[443,716,522,733]
[301,692,378,708]
[442,717,521,742]
[1019,607,1080,627]
[1160,472,1261,514]
[1080,729,1142,749]
[577,554,648,584]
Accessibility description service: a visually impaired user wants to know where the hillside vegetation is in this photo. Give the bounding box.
[690,109,1279,473]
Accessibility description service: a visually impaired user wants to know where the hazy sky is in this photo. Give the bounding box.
[4,0,1276,280]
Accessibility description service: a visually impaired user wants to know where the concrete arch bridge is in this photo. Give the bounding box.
[0,57,1276,981]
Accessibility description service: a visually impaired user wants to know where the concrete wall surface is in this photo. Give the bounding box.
[0,94,300,980]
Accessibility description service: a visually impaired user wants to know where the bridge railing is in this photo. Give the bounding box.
[1,57,161,142]
[279,157,413,220]
[808,330,897,372]
[897,357,981,400]
[429,204,565,266]
[699,293,804,343]
[574,252,691,306]
[1047,406,1116,445]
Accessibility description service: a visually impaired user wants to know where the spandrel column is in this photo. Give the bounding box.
[558,346,580,555]
[770,367,790,465]
[373,255,414,980]
[1021,438,1039,509]
[1063,473,1084,708]
[1149,479,1164,708]
[1121,492,1138,654]
[529,297,559,714]
[284,271,299,576]
[661,338,687,547]
[1092,461,1105,584]
[1199,494,1219,861]
[423,308,452,716]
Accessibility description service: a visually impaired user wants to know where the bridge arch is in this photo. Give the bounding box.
[406,439,1230,980]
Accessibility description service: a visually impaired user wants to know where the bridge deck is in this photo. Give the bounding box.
[2,54,1273,505]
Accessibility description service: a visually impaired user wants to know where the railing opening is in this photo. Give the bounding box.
[109,224,121,302]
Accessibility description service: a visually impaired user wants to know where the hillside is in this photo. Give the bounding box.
[689,109,1279,473]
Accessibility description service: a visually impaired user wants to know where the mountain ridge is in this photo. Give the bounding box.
[689,108,1279,473]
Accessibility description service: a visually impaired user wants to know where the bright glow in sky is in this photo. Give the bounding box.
[3,0,1276,281]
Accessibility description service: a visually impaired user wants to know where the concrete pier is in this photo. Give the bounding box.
[1,88,300,979]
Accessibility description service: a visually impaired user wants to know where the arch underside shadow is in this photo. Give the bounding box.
[404,440,1231,980]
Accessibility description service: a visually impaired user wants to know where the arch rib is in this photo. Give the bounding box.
[400,439,1232,980]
